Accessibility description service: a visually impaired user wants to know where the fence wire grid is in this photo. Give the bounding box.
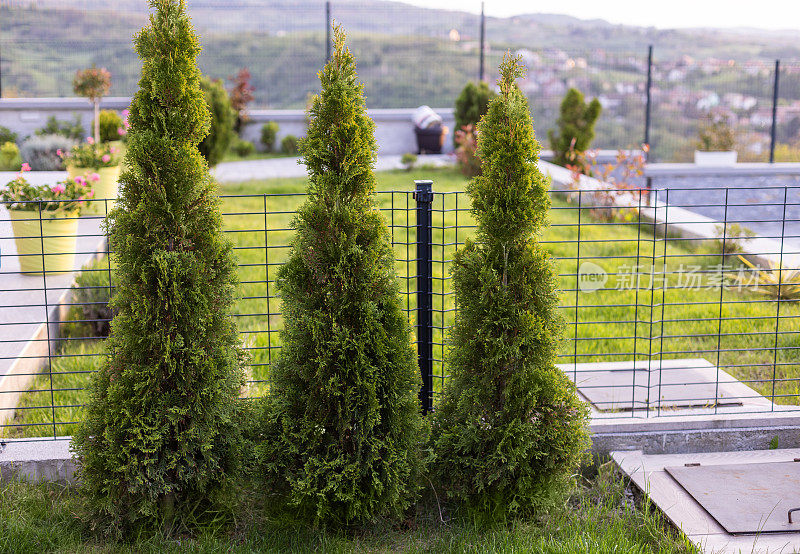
[1,182,799,441]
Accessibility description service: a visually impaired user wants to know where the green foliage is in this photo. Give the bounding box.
[280,134,298,154]
[548,88,602,173]
[430,54,590,518]
[0,125,19,146]
[72,0,246,536]
[198,76,236,166]
[230,137,255,157]
[260,121,279,152]
[260,26,424,526]
[73,65,111,101]
[94,109,125,143]
[20,134,76,170]
[61,257,114,340]
[35,115,85,141]
[696,113,736,151]
[454,81,496,145]
[0,141,22,171]
[400,152,417,171]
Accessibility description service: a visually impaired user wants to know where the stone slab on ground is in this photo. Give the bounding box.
[613,448,800,553]
[558,358,773,415]
[0,437,74,483]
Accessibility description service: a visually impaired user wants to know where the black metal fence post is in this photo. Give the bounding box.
[644,45,653,159]
[770,59,780,163]
[478,2,486,82]
[414,179,434,415]
[325,1,332,62]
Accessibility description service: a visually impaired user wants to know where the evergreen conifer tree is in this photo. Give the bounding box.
[548,87,602,173]
[73,0,245,534]
[430,54,590,517]
[261,27,424,526]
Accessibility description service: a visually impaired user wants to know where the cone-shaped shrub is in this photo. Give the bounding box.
[548,87,602,173]
[261,27,424,526]
[430,54,590,518]
[73,0,245,534]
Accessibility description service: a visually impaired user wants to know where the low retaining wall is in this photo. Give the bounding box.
[0,97,457,155]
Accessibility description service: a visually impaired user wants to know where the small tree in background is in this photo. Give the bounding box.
[198,76,235,166]
[430,54,589,518]
[548,87,601,174]
[454,80,496,143]
[73,65,112,144]
[228,67,255,134]
[261,26,424,526]
[73,0,246,535]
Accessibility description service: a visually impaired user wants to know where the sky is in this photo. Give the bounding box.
[399,0,800,31]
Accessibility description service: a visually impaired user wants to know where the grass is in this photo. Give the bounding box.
[0,465,695,553]
[5,166,800,439]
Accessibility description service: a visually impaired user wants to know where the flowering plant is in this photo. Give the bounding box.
[1,164,95,213]
[60,137,120,169]
[118,109,130,139]
[73,65,112,144]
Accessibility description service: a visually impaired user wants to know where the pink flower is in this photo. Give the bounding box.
[20,163,31,172]
[102,154,111,163]
[86,136,95,145]
[118,127,127,136]
[74,175,86,186]
[56,149,63,158]
[87,189,95,198]
[122,109,129,117]
[110,146,118,154]
[50,183,66,194]
[88,172,101,182]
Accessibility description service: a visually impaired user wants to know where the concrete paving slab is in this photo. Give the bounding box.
[665,462,800,534]
[558,358,772,415]
[613,448,800,553]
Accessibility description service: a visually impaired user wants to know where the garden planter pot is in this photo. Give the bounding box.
[67,165,121,216]
[8,210,80,274]
[694,150,737,166]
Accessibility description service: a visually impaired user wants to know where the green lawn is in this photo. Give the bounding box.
[5,166,799,438]
[0,466,694,553]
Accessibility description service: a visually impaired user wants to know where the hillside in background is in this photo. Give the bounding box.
[3,0,800,160]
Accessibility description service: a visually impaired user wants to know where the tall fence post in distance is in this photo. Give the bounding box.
[0,39,3,98]
[770,59,780,163]
[325,1,332,62]
[414,179,434,415]
[479,2,486,82]
[644,45,653,158]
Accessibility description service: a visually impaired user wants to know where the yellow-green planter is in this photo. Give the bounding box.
[8,210,80,274]
[67,165,121,216]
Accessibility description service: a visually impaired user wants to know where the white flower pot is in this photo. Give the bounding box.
[694,151,737,166]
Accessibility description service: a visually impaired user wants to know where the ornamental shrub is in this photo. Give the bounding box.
[260,26,424,526]
[20,134,76,170]
[231,137,255,157]
[0,142,22,171]
[260,121,279,152]
[454,81,496,146]
[430,54,590,518]
[280,134,298,154]
[94,110,125,143]
[73,65,112,144]
[228,67,255,134]
[198,76,235,166]
[548,88,601,174]
[72,0,246,536]
[35,115,85,141]
[0,125,18,146]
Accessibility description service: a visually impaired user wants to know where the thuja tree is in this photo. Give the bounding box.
[73,0,246,534]
[430,55,590,518]
[261,27,424,526]
[548,87,602,174]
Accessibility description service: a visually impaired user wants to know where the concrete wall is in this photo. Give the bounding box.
[0,98,456,155]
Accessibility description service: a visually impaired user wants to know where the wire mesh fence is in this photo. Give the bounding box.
[3,2,800,160]
[1,180,799,441]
